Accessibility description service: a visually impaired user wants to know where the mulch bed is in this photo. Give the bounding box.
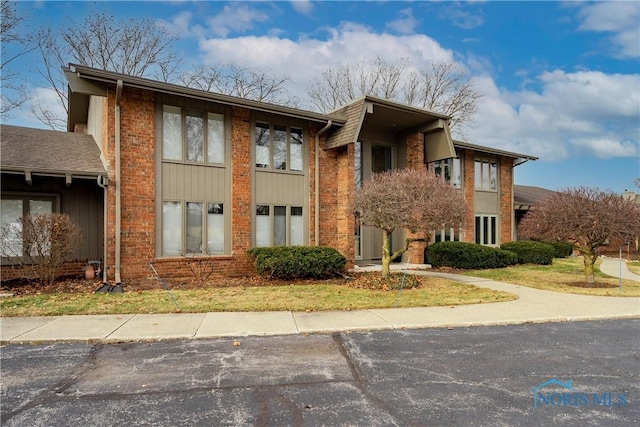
[565,281,619,289]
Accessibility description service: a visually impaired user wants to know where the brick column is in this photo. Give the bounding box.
[462,149,476,243]
[499,156,513,244]
[231,107,253,272]
[405,132,427,264]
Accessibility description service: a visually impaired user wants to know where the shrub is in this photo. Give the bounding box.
[0,213,82,286]
[425,241,517,269]
[500,241,555,265]
[247,246,346,279]
[548,241,573,258]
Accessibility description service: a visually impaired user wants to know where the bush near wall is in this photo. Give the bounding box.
[500,241,555,265]
[425,241,517,269]
[247,246,346,279]
[547,241,573,258]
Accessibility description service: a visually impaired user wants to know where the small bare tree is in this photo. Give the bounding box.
[31,9,181,129]
[519,187,640,283]
[1,213,82,286]
[353,168,468,277]
[181,64,299,107]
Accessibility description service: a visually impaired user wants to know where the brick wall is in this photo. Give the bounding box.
[334,145,354,269]
[462,149,476,243]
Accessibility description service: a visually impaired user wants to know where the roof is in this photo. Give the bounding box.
[514,185,556,209]
[454,140,539,162]
[65,64,346,132]
[0,124,107,178]
[325,95,452,150]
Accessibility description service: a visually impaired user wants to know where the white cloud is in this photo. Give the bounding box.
[577,2,640,59]
[198,22,454,102]
[206,4,270,37]
[290,0,313,15]
[386,8,420,35]
[195,19,638,164]
[470,70,639,162]
[438,3,485,30]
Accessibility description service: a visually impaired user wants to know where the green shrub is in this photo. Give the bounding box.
[247,246,346,279]
[548,241,573,258]
[500,241,555,265]
[425,241,517,269]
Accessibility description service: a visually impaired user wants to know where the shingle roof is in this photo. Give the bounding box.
[1,125,106,177]
[514,185,555,208]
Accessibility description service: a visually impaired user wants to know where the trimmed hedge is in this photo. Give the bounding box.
[247,246,346,279]
[500,241,555,265]
[548,241,573,258]
[425,241,517,269]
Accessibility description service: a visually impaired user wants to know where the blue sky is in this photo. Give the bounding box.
[5,1,640,193]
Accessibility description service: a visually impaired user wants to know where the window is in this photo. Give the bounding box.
[255,205,304,247]
[162,105,225,164]
[475,159,497,191]
[255,122,304,172]
[1,195,56,257]
[475,215,497,246]
[431,158,461,188]
[434,227,463,243]
[162,201,225,256]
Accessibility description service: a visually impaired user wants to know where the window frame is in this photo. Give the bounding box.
[161,199,226,257]
[430,157,462,188]
[1,193,60,260]
[475,214,498,246]
[162,105,226,165]
[254,121,305,173]
[474,158,498,191]
[254,204,305,247]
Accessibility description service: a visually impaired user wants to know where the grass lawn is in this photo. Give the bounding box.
[0,275,516,317]
[464,257,640,297]
[627,261,640,275]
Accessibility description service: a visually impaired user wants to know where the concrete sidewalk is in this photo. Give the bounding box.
[599,256,640,281]
[2,268,638,345]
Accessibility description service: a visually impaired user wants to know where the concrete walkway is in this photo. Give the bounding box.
[599,256,640,281]
[2,265,638,345]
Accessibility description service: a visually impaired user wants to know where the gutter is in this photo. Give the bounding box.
[314,120,332,246]
[115,80,123,284]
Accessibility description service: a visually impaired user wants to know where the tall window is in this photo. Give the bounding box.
[1,195,56,257]
[255,205,304,247]
[255,122,304,172]
[475,159,497,191]
[434,227,463,243]
[162,105,225,164]
[475,215,497,246]
[162,201,225,256]
[431,158,461,188]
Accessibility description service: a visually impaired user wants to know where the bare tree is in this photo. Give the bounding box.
[181,64,299,107]
[308,57,481,135]
[31,9,181,129]
[353,168,468,277]
[519,187,640,283]
[1,0,35,116]
[308,57,406,112]
[402,62,482,133]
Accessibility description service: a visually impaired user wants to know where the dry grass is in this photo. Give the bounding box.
[0,273,516,317]
[464,257,639,297]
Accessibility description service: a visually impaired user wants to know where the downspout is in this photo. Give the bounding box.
[314,120,332,246]
[97,175,108,283]
[115,80,123,284]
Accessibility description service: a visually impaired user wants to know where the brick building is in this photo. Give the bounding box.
[1,64,537,283]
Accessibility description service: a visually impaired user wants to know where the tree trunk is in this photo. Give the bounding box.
[581,248,598,283]
[381,229,391,278]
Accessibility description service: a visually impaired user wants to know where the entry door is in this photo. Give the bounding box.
[356,144,394,260]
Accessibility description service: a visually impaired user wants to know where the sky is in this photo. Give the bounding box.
[3,0,639,194]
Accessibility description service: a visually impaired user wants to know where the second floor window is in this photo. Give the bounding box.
[162,105,225,164]
[431,158,461,188]
[255,122,303,172]
[475,159,497,191]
